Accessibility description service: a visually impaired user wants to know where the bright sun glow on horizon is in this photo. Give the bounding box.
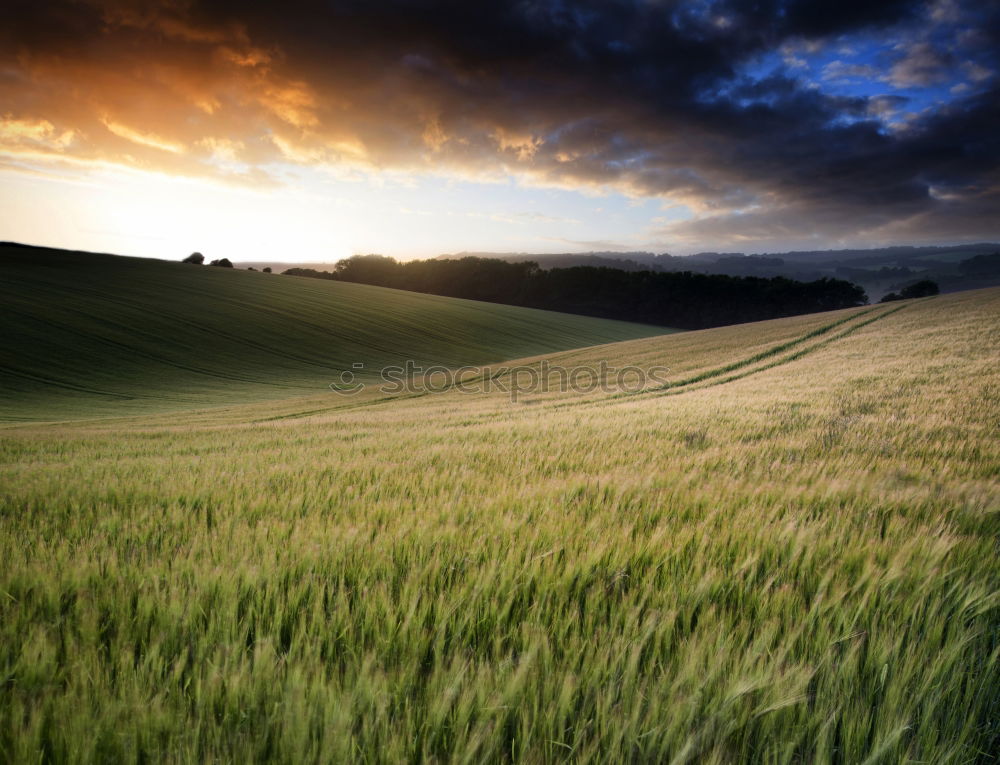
[0,162,690,264]
[1,168,356,264]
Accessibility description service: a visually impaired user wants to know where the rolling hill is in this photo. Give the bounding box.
[0,244,667,420]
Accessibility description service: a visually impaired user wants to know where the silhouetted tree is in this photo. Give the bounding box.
[899,280,939,298]
[263,267,272,273]
[209,258,233,268]
[183,252,204,264]
[881,279,940,302]
[333,254,402,287]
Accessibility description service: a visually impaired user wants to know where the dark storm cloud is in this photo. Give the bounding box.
[1,0,998,246]
[780,0,921,37]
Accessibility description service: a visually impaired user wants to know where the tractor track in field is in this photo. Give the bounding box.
[638,303,909,401]
[541,303,907,415]
[253,304,907,423]
[443,304,903,416]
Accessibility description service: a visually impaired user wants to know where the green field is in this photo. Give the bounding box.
[0,245,665,421]
[1,249,998,763]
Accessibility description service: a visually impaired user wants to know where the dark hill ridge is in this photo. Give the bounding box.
[0,243,665,420]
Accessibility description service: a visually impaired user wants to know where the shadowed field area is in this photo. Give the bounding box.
[0,245,667,421]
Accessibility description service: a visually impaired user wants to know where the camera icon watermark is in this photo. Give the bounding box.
[329,362,367,394]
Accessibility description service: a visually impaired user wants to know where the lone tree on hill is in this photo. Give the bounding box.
[209,258,233,268]
[263,267,272,273]
[182,252,204,264]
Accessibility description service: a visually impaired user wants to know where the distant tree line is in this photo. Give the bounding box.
[284,255,869,329]
[182,252,232,267]
[957,252,1000,276]
[183,252,270,271]
[836,265,914,281]
[879,279,940,303]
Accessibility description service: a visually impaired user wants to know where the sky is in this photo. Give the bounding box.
[1,0,998,263]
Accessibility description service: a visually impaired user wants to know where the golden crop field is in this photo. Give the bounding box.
[2,260,998,762]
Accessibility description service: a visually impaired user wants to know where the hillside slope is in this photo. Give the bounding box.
[0,244,666,420]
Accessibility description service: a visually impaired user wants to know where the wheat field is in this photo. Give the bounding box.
[1,276,998,762]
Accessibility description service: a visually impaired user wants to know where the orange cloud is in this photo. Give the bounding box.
[0,117,76,151]
[102,118,185,154]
